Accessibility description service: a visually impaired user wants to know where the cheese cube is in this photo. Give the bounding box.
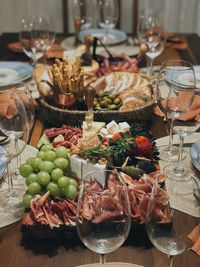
[106,120,120,134]
[118,122,130,133]
[100,127,108,136]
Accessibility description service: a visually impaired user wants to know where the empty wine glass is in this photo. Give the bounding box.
[157,60,196,162]
[0,88,29,211]
[76,169,131,266]
[31,15,56,64]
[20,15,55,65]
[10,82,35,169]
[146,176,198,267]
[138,8,164,76]
[73,0,93,45]
[19,16,44,65]
[98,0,119,45]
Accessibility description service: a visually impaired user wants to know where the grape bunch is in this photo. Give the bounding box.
[20,144,78,208]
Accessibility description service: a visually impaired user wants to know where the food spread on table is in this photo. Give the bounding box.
[20,120,170,230]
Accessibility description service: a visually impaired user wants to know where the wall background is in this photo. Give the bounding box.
[0,0,200,35]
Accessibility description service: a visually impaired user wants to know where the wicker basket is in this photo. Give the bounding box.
[39,97,156,127]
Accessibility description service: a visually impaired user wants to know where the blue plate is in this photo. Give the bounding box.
[190,139,200,172]
[79,28,127,46]
[0,146,7,178]
[0,61,33,87]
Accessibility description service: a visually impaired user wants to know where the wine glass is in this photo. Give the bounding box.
[97,0,119,45]
[76,169,131,266]
[0,88,29,211]
[137,8,164,76]
[10,82,35,168]
[73,0,93,45]
[146,176,198,267]
[19,16,44,65]
[31,15,56,64]
[156,60,196,162]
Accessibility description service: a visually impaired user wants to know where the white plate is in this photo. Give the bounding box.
[164,65,200,89]
[79,28,127,46]
[190,139,200,171]
[0,61,33,86]
[61,37,139,57]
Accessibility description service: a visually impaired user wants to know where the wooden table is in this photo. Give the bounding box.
[0,33,200,267]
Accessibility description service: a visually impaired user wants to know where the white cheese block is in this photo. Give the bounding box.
[106,120,120,134]
[100,127,109,136]
[118,122,130,132]
[82,121,106,137]
[69,154,106,180]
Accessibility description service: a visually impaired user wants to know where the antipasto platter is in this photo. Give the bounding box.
[20,121,169,239]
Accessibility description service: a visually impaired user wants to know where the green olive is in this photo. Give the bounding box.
[98,91,104,97]
[100,101,108,108]
[113,97,121,105]
[108,104,117,109]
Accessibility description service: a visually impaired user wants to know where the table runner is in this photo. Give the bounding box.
[156,133,200,218]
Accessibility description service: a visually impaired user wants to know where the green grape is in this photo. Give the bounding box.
[69,178,78,188]
[37,171,51,186]
[46,182,61,196]
[51,168,64,182]
[63,184,77,199]
[40,144,53,152]
[23,193,33,208]
[37,151,46,160]
[54,158,69,171]
[19,164,33,177]
[28,182,41,195]
[38,161,55,173]
[26,157,43,170]
[55,146,69,159]
[43,150,57,162]
[58,176,70,189]
[26,173,38,186]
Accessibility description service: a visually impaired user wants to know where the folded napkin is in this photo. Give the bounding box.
[188,224,200,255]
[0,88,37,119]
[154,95,200,122]
[45,43,64,59]
[7,42,22,53]
[164,31,188,50]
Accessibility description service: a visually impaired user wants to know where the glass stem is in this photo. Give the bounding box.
[7,163,13,192]
[168,255,173,267]
[174,135,185,174]
[100,254,106,264]
[168,119,174,151]
[147,57,154,76]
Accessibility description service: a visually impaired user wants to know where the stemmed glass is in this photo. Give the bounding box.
[19,15,55,65]
[11,83,35,168]
[76,169,131,266]
[73,0,93,45]
[138,8,164,76]
[146,176,198,267]
[0,88,29,210]
[19,16,44,65]
[156,60,196,162]
[31,15,55,64]
[97,0,119,45]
